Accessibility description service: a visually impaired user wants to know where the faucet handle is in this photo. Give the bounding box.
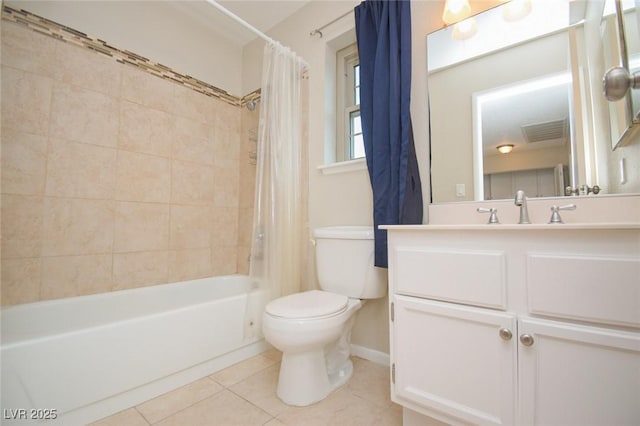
[477,207,500,224]
[548,204,576,224]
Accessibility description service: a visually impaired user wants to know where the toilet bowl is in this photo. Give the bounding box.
[261,226,387,407]
[263,290,362,406]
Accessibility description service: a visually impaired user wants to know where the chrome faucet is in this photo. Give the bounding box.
[514,190,531,224]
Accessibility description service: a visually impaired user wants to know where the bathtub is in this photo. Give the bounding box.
[0,275,270,425]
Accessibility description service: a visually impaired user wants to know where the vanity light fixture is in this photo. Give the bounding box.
[497,144,514,154]
[452,17,478,40]
[442,0,472,25]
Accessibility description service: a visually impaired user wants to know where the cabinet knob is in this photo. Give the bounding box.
[499,328,513,341]
[520,334,535,346]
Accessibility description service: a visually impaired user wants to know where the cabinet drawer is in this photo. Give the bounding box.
[394,247,507,309]
[527,254,640,328]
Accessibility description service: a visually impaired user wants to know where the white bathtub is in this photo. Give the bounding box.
[0,275,270,425]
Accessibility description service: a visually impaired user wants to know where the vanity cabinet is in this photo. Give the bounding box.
[385,226,640,426]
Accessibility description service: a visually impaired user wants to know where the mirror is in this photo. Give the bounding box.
[428,0,640,203]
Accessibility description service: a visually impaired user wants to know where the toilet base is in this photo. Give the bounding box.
[276,350,354,406]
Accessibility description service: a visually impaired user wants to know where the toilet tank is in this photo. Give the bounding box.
[313,226,387,299]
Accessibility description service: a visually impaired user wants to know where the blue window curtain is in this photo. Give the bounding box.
[355,0,423,268]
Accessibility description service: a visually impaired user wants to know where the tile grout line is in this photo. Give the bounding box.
[133,406,152,426]
[138,381,224,425]
[209,354,282,423]
[230,388,277,426]
[136,372,254,425]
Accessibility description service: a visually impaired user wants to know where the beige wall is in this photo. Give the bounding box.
[606,133,640,193]
[4,0,246,96]
[1,19,253,305]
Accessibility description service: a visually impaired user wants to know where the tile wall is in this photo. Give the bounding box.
[1,12,258,306]
[237,107,259,275]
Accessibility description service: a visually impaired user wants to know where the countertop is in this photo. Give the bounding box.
[381,223,640,231]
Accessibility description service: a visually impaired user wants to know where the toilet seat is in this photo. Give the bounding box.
[265,290,348,320]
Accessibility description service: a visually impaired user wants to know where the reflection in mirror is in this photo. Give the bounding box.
[427,0,640,203]
[474,72,572,200]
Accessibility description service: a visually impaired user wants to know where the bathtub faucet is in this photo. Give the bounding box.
[514,190,531,224]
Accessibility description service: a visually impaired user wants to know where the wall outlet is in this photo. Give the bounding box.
[456,183,466,197]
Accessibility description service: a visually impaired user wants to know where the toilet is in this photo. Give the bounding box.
[262,226,387,406]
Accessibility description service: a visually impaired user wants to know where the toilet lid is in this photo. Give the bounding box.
[265,290,348,319]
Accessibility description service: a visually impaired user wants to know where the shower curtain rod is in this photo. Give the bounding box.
[205,0,276,46]
[205,0,309,69]
[309,10,353,38]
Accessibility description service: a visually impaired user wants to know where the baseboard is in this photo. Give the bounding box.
[350,344,390,366]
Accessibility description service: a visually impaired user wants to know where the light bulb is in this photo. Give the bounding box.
[452,17,478,40]
[442,0,472,25]
[502,0,532,21]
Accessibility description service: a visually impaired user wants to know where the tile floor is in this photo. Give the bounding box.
[90,349,402,426]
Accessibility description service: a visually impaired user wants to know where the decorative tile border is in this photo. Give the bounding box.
[242,88,261,108]
[2,5,261,107]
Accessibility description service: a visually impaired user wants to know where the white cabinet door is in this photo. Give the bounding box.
[393,296,517,426]
[518,317,640,426]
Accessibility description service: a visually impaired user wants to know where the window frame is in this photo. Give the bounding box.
[336,44,362,161]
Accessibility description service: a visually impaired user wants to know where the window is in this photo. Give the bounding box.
[336,44,363,161]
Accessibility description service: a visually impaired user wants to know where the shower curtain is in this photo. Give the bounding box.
[244,42,308,338]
